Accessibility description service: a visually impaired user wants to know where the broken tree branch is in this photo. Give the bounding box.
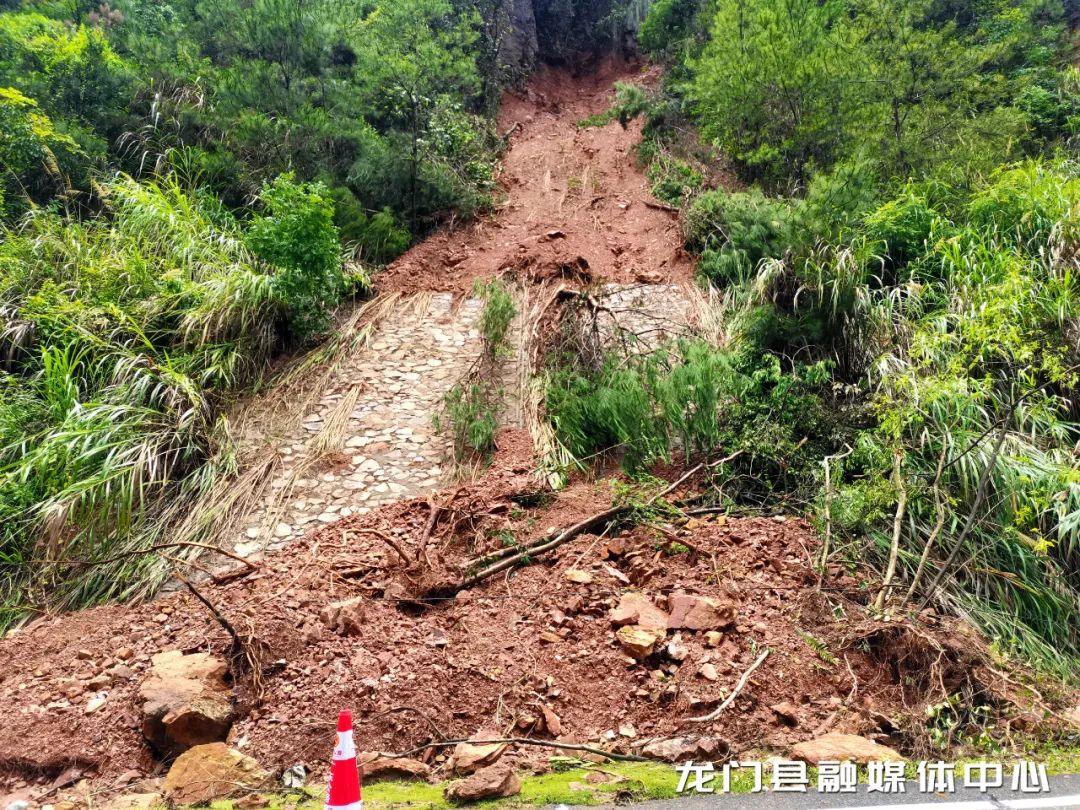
[873,450,907,612]
[389,737,648,762]
[459,454,743,589]
[357,528,413,567]
[683,649,771,724]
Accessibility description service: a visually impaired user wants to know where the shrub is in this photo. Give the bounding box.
[685,189,797,284]
[246,174,343,343]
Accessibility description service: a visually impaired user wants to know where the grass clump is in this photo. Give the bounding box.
[436,280,517,463]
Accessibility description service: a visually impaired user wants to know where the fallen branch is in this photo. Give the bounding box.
[388,737,648,762]
[683,649,771,724]
[459,454,743,589]
[174,569,245,655]
[50,541,257,570]
[643,199,680,213]
[357,528,413,567]
[873,450,907,612]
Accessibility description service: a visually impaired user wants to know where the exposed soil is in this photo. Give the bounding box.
[380,59,696,295]
[0,60,1073,807]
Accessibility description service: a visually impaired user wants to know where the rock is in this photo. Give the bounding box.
[445,763,521,803]
[616,625,660,660]
[618,723,637,738]
[163,744,270,805]
[609,592,669,635]
[704,631,723,647]
[641,735,729,763]
[319,596,365,636]
[564,569,593,584]
[790,733,903,765]
[666,592,737,631]
[235,796,270,810]
[139,651,234,756]
[698,663,719,681]
[540,704,562,736]
[281,765,307,789]
[359,754,431,782]
[85,695,107,713]
[450,735,507,774]
[770,701,800,726]
[5,802,29,810]
[666,633,689,661]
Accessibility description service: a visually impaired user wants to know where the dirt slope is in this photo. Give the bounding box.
[380,59,695,295]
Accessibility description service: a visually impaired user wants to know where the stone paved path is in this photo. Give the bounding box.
[232,293,488,558]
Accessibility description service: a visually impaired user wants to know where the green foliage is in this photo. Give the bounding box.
[546,335,832,498]
[647,154,703,206]
[639,0,703,58]
[439,381,500,460]
[247,174,343,343]
[0,169,362,627]
[683,0,1069,186]
[474,278,516,357]
[685,189,796,285]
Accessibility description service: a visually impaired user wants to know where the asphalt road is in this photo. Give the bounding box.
[567,774,1080,810]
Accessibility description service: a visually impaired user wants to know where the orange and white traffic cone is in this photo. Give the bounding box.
[325,710,363,810]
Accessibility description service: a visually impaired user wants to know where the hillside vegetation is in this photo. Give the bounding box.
[551,0,1080,676]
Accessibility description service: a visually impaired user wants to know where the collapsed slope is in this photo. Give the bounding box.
[0,61,1075,803]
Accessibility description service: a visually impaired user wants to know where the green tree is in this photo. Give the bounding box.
[686,0,856,188]
[353,0,480,224]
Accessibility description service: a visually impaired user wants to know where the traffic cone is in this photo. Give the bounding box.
[325,710,363,810]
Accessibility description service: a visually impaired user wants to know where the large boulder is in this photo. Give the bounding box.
[445,763,521,803]
[666,592,737,631]
[790,733,903,765]
[163,744,271,805]
[641,735,730,763]
[139,651,234,756]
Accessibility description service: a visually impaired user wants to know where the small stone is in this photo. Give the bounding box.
[704,631,723,647]
[698,663,719,681]
[616,626,660,660]
[667,592,737,631]
[618,723,637,738]
[274,523,292,538]
[770,701,800,726]
[564,569,593,584]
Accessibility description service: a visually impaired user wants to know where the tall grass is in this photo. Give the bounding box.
[0,171,352,629]
[728,160,1080,676]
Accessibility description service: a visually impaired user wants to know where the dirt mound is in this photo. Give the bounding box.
[379,61,695,296]
[1,440,1065,795]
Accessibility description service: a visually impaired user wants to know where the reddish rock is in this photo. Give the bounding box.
[319,596,366,636]
[609,592,669,635]
[449,734,507,774]
[445,763,521,802]
[163,744,270,805]
[616,626,660,660]
[666,592,736,631]
[790,733,903,765]
[138,651,234,756]
[641,735,729,762]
